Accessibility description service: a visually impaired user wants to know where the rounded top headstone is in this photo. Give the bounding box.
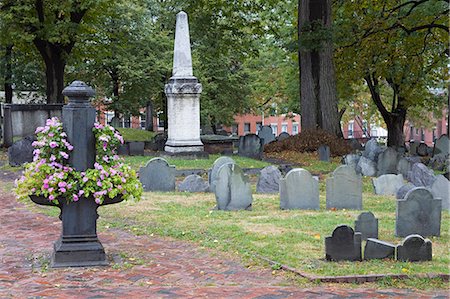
[357,211,375,221]
[331,225,355,242]
[62,81,95,99]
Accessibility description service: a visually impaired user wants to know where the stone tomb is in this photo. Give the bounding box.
[257,125,275,145]
[372,174,404,196]
[397,234,432,262]
[139,157,176,192]
[214,163,253,210]
[326,165,362,210]
[237,134,263,160]
[209,156,235,193]
[364,239,396,260]
[377,147,400,176]
[280,168,319,210]
[318,145,330,162]
[178,174,209,192]
[430,175,450,210]
[354,212,378,240]
[395,187,441,237]
[256,165,282,194]
[325,225,362,261]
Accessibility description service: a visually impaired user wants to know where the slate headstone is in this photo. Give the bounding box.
[237,134,263,159]
[354,212,378,240]
[8,135,35,166]
[318,145,330,162]
[256,165,282,194]
[396,187,442,237]
[409,141,418,155]
[377,147,400,176]
[430,175,450,210]
[372,174,404,196]
[417,143,429,157]
[209,156,235,193]
[215,163,253,210]
[364,238,395,260]
[139,157,176,192]
[395,183,415,199]
[326,165,363,210]
[429,153,449,171]
[117,144,129,155]
[257,125,275,145]
[350,139,363,151]
[325,225,362,261]
[110,116,120,128]
[178,174,209,192]
[363,139,383,161]
[396,157,412,179]
[433,135,449,156]
[280,168,319,210]
[397,234,432,262]
[356,156,377,177]
[128,141,145,156]
[277,132,290,141]
[408,163,436,187]
[343,153,360,171]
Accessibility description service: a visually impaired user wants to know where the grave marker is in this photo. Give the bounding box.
[397,234,432,262]
[257,125,275,145]
[256,165,281,194]
[325,225,362,261]
[372,174,404,196]
[139,157,176,192]
[209,156,235,193]
[326,165,362,210]
[364,239,395,260]
[237,134,263,159]
[354,212,378,240]
[280,168,319,210]
[215,163,253,210]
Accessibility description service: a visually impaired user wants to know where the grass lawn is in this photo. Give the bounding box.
[117,128,156,142]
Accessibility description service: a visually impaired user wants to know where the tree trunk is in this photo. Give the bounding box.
[4,45,13,104]
[386,112,406,148]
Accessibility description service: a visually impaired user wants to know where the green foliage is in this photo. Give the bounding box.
[117,128,156,142]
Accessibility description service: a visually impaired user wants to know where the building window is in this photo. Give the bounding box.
[410,126,414,140]
[281,123,288,133]
[420,128,425,142]
[244,123,251,134]
[122,114,131,128]
[415,128,419,134]
[140,113,146,129]
[271,124,278,136]
[348,121,354,138]
[105,111,114,125]
[256,122,262,133]
[232,124,238,135]
[362,120,368,137]
[292,123,299,135]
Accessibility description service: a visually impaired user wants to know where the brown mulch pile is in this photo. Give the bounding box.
[264,129,352,157]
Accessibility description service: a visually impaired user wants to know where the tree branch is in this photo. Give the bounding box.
[365,74,390,120]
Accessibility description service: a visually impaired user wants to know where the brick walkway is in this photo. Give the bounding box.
[0,183,447,298]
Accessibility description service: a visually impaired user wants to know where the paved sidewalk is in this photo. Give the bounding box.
[0,185,447,298]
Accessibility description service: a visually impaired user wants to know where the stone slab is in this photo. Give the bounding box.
[318,145,330,162]
[237,134,263,159]
[209,156,235,193]
[215,163,253,211]
[139,157,176,192]
[178,174,209,192]
[364,238,395,260]
[356,156,377,177]
[326,165,362,210]
[256,165,281,194]
[408,163,436,187]
[433,135,449,156]
[354,212,378,240]
[8,135,35,166]
[430,174,450,210]
[280,168,319,210]
[257,125,276,145]
[397,234,432,262]
[377,147,400,176]
[395,183,415,199]
[325,225,362,261]
[372,174,404,196]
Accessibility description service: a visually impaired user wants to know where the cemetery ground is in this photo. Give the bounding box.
[1,149,448,294]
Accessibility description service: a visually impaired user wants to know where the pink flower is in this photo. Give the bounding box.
[49,142,58,148]
[83,177,89,183]
[73,194,79,202]
[43,183,49,189]
[48,133,54,137]
[95,198,101,204]
[67,145,74,151]
[49,195,55,200]
[48,188,54,192]
[35,126,44,134]
[97,181,102,187]
[50,155,56,162]
[58,182,67,188]
[78,190,84,197]
[60,187,66,193]
[60,151,69,159]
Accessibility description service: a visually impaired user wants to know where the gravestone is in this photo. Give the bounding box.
[409,141,418,155]
[257,125,275,145]
[417,143,429,157]
[128,141,145,156]
[139,157,176,192]
[280,168,319,210]
[325,225,362,261]
[8,135,35,166]
[396,187,442,237]
[117,144,129,155]
[343,153,360,171]
[277,132,290,141]
[409,163,436,187]
[430,175,450,210]
[356,156,377,177]
[209,156,235,193]
[354,212,378,240]
[397,234,432,262]
[326,165,362,210]
[377,147,400,176]
[178,174,209,192]
[318,145,330,162]
[372,174,404,196]
[363,139,382,161]
[215,163,252,210]
[396,157,412,179]
[433,135,449,156]
[364,239,395,260]
[350,139,363,151]
[237,134,263,159]
[110,116,120,128]
[256,165,282,194]
[429,153,449,171]
[395,183,415,199]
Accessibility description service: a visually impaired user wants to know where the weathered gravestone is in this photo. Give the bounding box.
[343,153,360,171]
[139,157,176,192]
[395,182,415,199]
[430,175,450,211]
[110,116,120,128]
[350,139,363,151]
[178,174,209,192]
[280,168,319,210]
[396,157,412,179]
[373,174,404,196]
[215,163,252,210]
[256,165,281,194]
[429,153,449,171]
[326,165,362,210]
[364,239,395,260]
[238,134,263,159]
[397,234,432,262]
[8,135,35,166]
[377,147,400,176]
[209,156,235,193]
[257,125,275,145]
[417,143,429,157]
[325,225,362,261]
[318,145,330,162]
[354,211,378,240]
[356,156,377,177]
[433,135,449,156]
[363,139,383,161]
[409,141,418,155]
[408,163,436,187]
[277,132,290,141]
[128,141,145,156]
[396,187,442,237]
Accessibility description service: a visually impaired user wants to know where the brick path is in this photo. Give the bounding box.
[0,182,448,298]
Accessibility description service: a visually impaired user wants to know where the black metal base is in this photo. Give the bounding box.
[51,236,108,268]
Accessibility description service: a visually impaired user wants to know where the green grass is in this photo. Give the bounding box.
[123,154,271,170]
[117,128,156,142]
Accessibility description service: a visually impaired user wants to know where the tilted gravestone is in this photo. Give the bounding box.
[256,165,281,194]
[209,156,235,193]
[326,165,362,210]
[396,157,412,179]
[363,139,383,162]
[343,153,360,171]
[377,147,400,176]
[433,135,449,156]
[397,234,432,262]
[429,153,449,171]
[318,145,330,162]
[417,143,429,157]
[178,174,209,192]
[396,187,442,237]
[237,134,263,160]
[139,157,176,192]
[354,211,378,240]
[372,174,404,196]
[395,182,415,199]
[257,125,276,145]
[215,163,253,210]
[356,156,377,177]
[8,135,35,166]
[280,168,319,210]
[325,225,362,261]
[277,132,290,141]
[408,163,436,187]
[364,238,395,260]
[430,175,450,210]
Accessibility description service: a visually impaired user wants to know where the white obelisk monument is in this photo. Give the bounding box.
[164,11,204,154]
